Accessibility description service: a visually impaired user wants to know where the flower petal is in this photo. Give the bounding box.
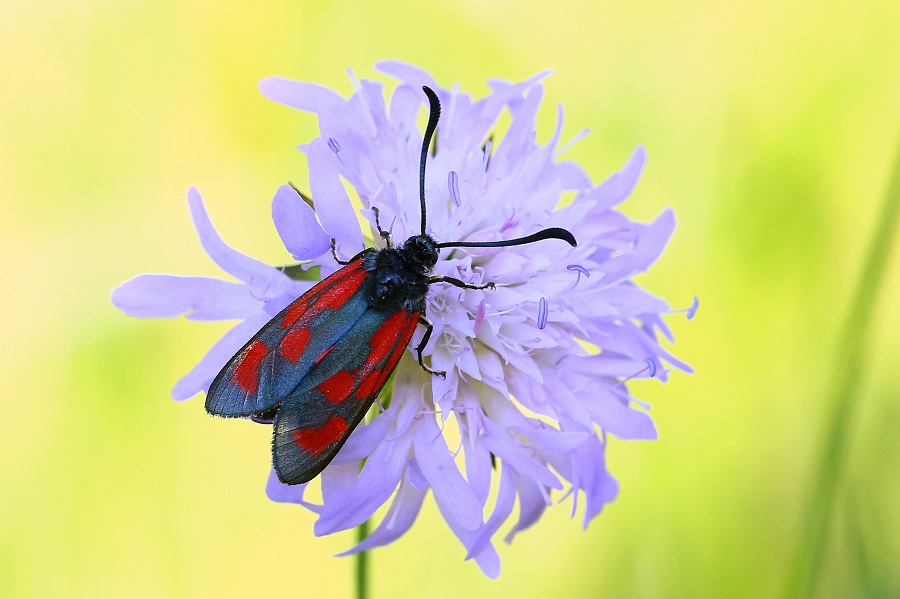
[465,463,516,560]
[412,416,483,531]
[187,187,284,292]
[258,77,346,115]
[265,469,321,513]
[271,184,331,260]
[587,145,647,210]
[111,275,261,321]
[336,474,427,556]
[306,138,364,254]
[503,476,549,544]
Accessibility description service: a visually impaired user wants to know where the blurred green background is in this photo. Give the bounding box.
[2,0,898,597]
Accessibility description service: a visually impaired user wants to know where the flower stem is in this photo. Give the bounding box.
[785,139,900,597]
[355,520,370,599]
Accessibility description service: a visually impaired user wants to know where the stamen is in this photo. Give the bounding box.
[327,137,341,153]
[473,299,487,335]
[448,170,461,207]
[482,139,492,170]
[672,296,700,320]
[537,297,549,329]
[686,296,699,320]
[567,264,590,277]
[620,358,656,383]
[567,263,590,286]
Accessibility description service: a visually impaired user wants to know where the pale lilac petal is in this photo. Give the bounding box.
[571,436,619,527]
[504,476,548,543]
[432,497,501,578]
[271,184,331,260]
[111,275,261,321]
[265,469,321,513]
[337,475,427,556]
[466,464,516,559]
[588,145,647,210]
[187,187,281,290]
[462,428,493,505]
[320,462,361,509]
[631,208,676,273]
[375,60,439,91]
[259,77,345,114]
[307,138,364,254]
[412,417,483,531]
[585,388,658,441]
[480,418,561,490]
[314,432,412,535]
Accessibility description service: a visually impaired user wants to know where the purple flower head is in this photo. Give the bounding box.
[112,62,691,578]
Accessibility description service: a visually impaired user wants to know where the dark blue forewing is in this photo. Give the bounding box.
[205,256,371,417]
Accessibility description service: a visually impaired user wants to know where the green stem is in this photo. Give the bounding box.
[355,520,370,599]
[785,139,900,597]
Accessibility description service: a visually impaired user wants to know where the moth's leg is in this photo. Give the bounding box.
[416,316,446,379]
[331,238,352,265]
[428,275,495,291]
[372,206,393,248]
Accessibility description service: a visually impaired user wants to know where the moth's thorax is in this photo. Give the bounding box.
[363,238,435,313]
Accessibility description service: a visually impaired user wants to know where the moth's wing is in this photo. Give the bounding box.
[205,255,372,417]
[272,307,420,484]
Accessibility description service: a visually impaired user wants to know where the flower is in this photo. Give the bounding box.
[112,61,691,578]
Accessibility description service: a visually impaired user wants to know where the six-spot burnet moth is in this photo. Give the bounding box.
[205,86,577,485]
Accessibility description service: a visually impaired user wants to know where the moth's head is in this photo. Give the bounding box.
[400,234,438,274]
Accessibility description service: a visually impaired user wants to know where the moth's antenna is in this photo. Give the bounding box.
[420,86,441,236]
[434,227,577,249]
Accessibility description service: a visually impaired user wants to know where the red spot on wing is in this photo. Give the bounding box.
[282,296,309,329]
[310,267,367,312]
[355,367,387,399]
[317,370,356,403]
[369,310,410,354]
[281,259,367,329]
[292,416,349,457]
[363,310,418,373]
[280,326,311,363]
[356,312,420,399]
[231,340,268,394]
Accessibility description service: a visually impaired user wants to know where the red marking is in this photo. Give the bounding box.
[282,296,309,329]
[280,326,311,363]
[363,311,417,372]
[357,314,419,399]
[281,259,366,328]
[369,310,410,353]
[310,267,367,312]
[231,340,268,394]
[356,367,386,399]
[292,416,349,457]
[317,370,356,403]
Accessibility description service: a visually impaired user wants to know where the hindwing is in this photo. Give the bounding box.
[272,307,420,484]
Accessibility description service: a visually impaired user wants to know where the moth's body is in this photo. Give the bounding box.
[362,234,438,314]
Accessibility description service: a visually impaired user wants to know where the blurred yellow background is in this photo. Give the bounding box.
[2,0,898,597]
